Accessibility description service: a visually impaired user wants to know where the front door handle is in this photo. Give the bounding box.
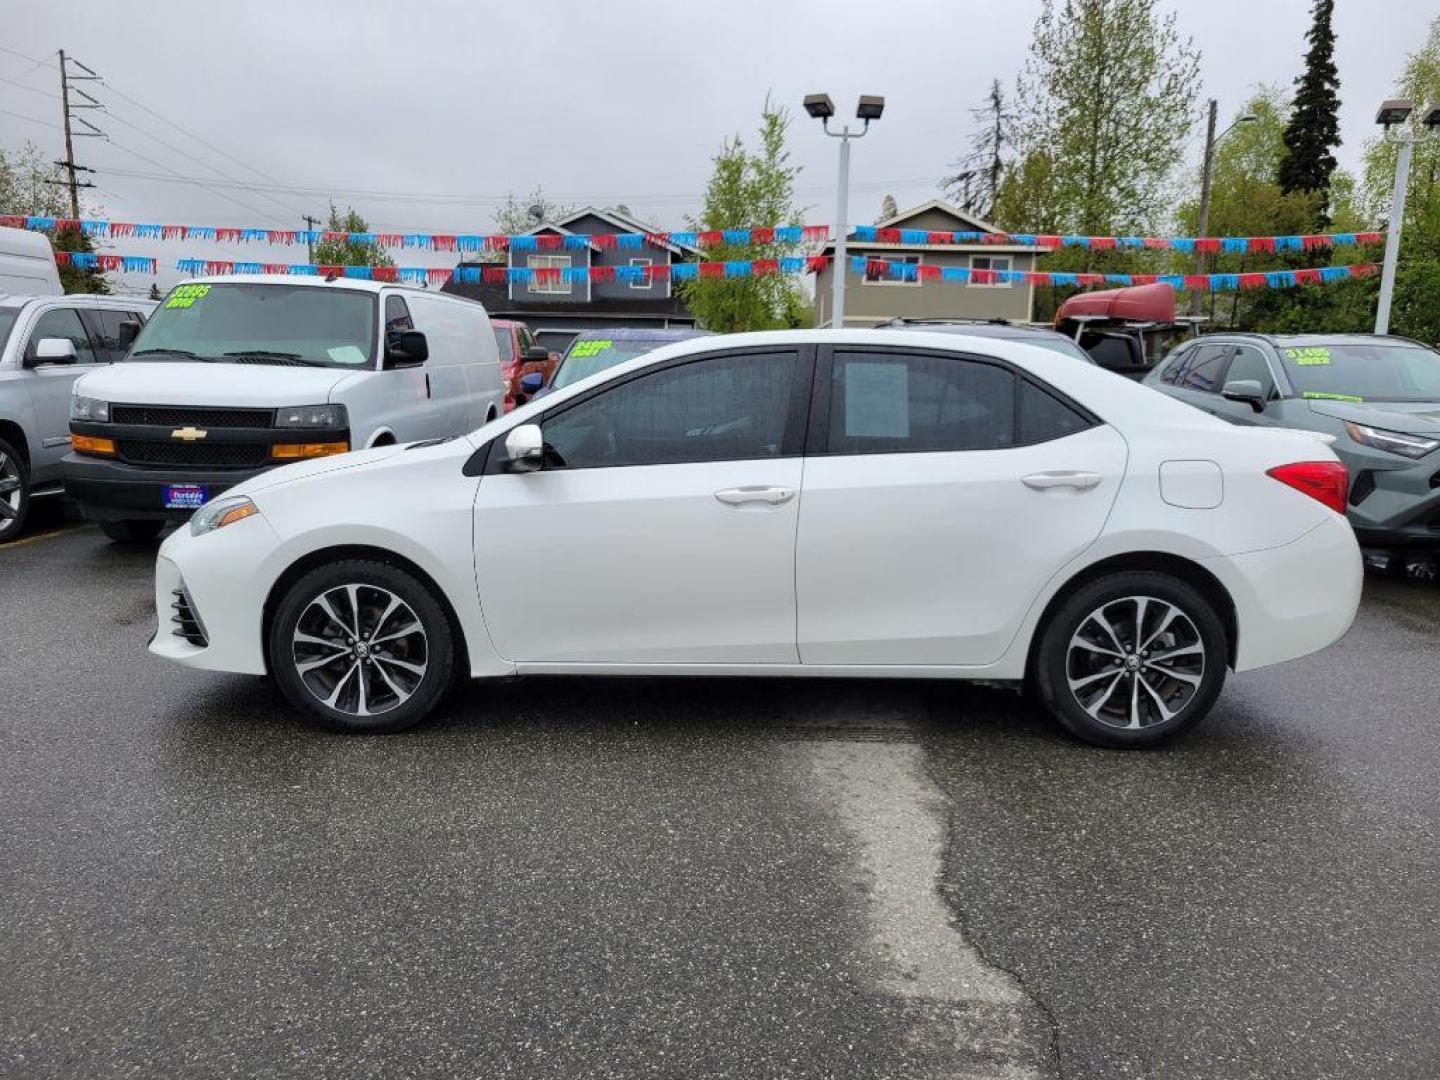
[1022,471,1102,491]
[714,485,796,507]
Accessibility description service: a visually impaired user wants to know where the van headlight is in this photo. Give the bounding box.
[190,496,260,536]
[276,403,347,428]
[70,395,110,422]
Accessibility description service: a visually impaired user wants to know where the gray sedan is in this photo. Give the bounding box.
[1144,333,1440,558]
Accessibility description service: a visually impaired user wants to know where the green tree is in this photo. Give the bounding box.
[876,193,899,223]
[0,141,109,294]
[682,98,805,332]
[943,78,1015,220]
[1014,0,1201,236]
[492,186,576,236]
[1277,0,1342,222]
[311,204,393,268]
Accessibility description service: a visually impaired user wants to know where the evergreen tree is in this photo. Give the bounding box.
[877,194,899,223]
[943,79,1015,220]
[1277,0,1341,220]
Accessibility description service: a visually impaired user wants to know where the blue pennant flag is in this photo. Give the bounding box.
[670,231,698,248]
[234,262,264,275]
[671,262,699,282]
[616,233,645,250]
[722,230,750,247]
[1222,238,1248,255]
[510,236,537,252]
[1170,238,1195,254]
[852,226,878,242]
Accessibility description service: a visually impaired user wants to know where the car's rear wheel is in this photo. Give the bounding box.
[0,437,30,544]
[98,519,165,544]
[269,559,456,734]
[1035,571,1227,748]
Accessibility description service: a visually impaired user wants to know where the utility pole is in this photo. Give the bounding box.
[51,51,104,218]
[1192,99,1218,316]
[302,214,321,263]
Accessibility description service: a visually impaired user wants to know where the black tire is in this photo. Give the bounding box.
[0,436,31,544]
[268,558,457,734]
[1034,571,1228,749]
[98,518,165,544]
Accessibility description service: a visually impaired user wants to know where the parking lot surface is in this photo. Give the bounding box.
[2,506,1437,1079]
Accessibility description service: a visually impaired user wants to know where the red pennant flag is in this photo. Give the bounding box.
[322,231,345,242]
[1293,268,1321,284]
[1088,237,1116,251]
[645,231,672,248]
[753,258,779,276]
[1238,273,1267,289]
[925,231,952,245]
[1077,272,1106,284]
[1349,264,1377,278]
[805,255,829,273]
[875,228,902,244]
[590,265,616,283]
[1183,275,1208,290]
[1247,237,1276,254]
[486,235,510,252]
[1195,238,1222,254]
[1355,232,1383,245]
[263,263,290,275]
[971,268,997,285]
[1302,234,1333,250]
[699,261,724,278]
[318,264,342,277]
[590,233,616,250]
[54,251,72,266]
[208,261,236,275]
[376,233,404,248]
[1035,235,1063,249]
[1142,237,1168,250]
[431,235,457,252]
[749,227,775,246]
[648,263,672,280]
[371,267,399,282]
[802,226,830,244]
[426,268,451,285]
[917,264,943,282]
[1131,274,1158,285]
[535,234,564,251]
[0,215,24,229]
[697,231,724,248]
[482,266,507,284]
[268,230,298,246]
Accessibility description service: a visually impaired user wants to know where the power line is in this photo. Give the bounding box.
[0,73,59,100]
[0,108,60,130]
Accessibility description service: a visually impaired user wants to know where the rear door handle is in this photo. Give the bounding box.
[714,485,796,507]
[1022,471,1102,491]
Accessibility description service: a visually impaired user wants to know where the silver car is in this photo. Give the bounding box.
[0,293,155,541]
[1145,333,1440,565]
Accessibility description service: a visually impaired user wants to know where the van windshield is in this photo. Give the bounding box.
[129,283,377,368]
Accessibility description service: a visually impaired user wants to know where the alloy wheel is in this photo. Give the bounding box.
[1065,595,1205,731]
[291,583,428,717]
[0,450,22,535]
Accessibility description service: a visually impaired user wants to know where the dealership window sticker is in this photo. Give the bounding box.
[1286,346,1332,366]
[165,284,212,309]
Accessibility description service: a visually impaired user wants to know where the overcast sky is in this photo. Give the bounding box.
[2,0,1431,293]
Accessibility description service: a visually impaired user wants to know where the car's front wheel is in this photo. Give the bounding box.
[269,559,457,733]
[1034,571,1228,748]
[0,437,30,543]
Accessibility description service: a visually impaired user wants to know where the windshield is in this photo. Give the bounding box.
[128,283,377,368]
[552,339,665,389]
[1278,342,1440,403]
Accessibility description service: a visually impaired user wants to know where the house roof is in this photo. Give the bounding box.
[553,206,698,255]
[874,198,1001,234]
[816,198,1044,257]
[443,275,694,319]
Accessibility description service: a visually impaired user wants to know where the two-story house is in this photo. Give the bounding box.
[812,199,1046,327]
[442,206,702,351]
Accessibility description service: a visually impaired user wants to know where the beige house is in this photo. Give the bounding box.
[812,199,1044,328]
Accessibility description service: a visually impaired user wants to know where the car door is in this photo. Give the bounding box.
[21,304,103,482]
[1208,343,1282,427]
[472,345,811,664]
[1165,342,1235,417]
[796,345,1127,667]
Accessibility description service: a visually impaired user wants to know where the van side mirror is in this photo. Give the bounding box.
[117,320,141,348]
[504,423,545,472]
[384,330,428,369]
[520,371,544,394]
[29,338,78,367]
[1221,379,1267,413]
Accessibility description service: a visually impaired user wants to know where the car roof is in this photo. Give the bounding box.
[570,327,712,342]
[880,321,1074,342]
[177,274,440,297]
[1195,331,1428,348]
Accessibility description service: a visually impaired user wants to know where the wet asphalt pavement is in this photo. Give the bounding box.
[2,503,1437,1079]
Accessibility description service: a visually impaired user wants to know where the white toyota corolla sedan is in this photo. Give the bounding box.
[150,330,1362,747]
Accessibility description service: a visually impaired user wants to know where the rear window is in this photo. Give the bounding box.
[1276,342,1440,403]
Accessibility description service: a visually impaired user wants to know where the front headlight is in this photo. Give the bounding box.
[190,496,260,537]
[276,403,347,428]
[1344,421,1440,460]
[70,395,110,422]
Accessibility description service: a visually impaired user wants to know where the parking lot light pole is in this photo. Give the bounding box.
[1191,100,1257,315]
[1374,99,1440,335]
[806,93,885,328]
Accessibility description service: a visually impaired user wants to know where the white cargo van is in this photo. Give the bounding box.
[63,275,506,542]
[0,226,63,296]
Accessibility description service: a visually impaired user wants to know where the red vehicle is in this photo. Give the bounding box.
[491,320,558,411]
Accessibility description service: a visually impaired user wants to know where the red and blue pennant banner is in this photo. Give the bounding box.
[850,226,1386,252]
[53,251,158,274]
[172,255,833,285]
[853,256,1380,291]
[6,212,1383,254]
[7,214,828,253]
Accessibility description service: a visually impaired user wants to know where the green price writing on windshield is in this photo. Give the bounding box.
[1302,391,1364,403]
[1286,346,1332,366]
[165,284,212,309]
[569,339,613,359]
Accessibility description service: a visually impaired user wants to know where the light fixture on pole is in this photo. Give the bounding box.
[805,93,885,328]
[1191,99,1258,315]
[1374,99,1439,335]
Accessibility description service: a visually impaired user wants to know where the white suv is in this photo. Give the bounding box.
[0,292,155,542]
[63,275,506,542]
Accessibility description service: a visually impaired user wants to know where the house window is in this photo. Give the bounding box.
[528,254,572,295]
[629,258,652,290]
[969,254,1014,288]
[862,253,920,286]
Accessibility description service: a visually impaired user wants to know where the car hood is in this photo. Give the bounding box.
[75,361,357,407]
[1306,399,1440,435]
[229,441,416,497]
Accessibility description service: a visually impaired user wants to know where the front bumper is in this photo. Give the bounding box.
[62,453,271,521]
[1342,449,1440,551]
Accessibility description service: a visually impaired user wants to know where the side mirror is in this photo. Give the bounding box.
[117,320,141,348]
[384,330,429,369]
[1221,379,1267,413]
[523,346,550,362]
[520,371,544,394]
[504,423,545,473]
[30,338,78,367]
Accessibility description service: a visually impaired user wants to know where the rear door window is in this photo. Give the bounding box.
[80,308,145,364]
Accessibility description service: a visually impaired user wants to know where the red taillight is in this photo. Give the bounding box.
[1266,461,1348,515]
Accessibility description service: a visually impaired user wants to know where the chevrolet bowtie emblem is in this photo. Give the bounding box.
[171,426,208,441]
